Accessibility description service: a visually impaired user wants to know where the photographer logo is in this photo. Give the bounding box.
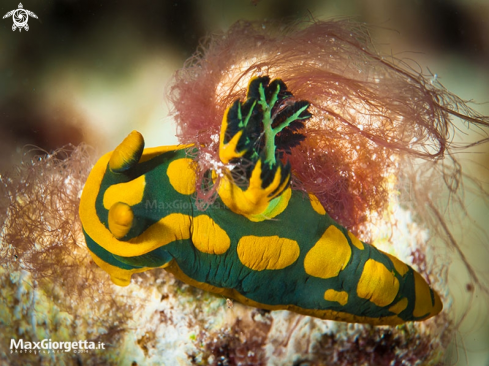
[3,3,38,32]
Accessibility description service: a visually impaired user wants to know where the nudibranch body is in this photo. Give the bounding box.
[79,77,442,326]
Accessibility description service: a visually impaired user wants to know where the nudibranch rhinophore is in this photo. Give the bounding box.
[79,77,442,325]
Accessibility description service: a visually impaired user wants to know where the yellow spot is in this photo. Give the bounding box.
[357,259,400,307]
[167,158,198,195]
[388,298,408,314]
[412,271,442,318]
[237,236,300,271]
[385,253,409,276]
[323,289,349,306]
[109,130,144,172]
[108,202,134,239]
[347,232,364,250]
[304,225,352,279]
[308,193,326,215]
[192,215,230,255]
[103,174,146,210]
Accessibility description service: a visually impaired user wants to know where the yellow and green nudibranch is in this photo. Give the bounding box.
[79,76,442,325]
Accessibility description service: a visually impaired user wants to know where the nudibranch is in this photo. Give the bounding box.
[79,76,442,325]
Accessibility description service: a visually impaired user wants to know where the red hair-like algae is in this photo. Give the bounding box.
[169,19,489,232]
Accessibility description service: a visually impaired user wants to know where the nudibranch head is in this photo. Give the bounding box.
[79,130,195,285]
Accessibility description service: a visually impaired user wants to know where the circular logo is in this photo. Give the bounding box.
[3,3,39,32]
[12,9,29,28]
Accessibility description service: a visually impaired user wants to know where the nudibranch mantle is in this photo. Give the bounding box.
[79,76,442,325]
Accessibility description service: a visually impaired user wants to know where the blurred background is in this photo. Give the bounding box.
[1,0,488,365]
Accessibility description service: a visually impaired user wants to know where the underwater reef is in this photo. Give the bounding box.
[1,20,489,366]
